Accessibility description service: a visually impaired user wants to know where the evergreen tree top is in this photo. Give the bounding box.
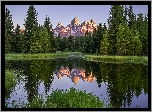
[23,5,38,31]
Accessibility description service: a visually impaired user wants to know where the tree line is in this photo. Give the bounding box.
[5,5,148,56]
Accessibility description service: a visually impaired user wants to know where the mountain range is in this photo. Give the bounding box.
[19,17,98,38]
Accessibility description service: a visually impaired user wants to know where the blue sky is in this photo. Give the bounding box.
[5,5,148,29]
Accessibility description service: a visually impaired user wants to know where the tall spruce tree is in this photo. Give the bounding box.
[43,15,55,53]
[74,36,80,52]
[127,5,143,56]
[92,28,97,53]
[127,5,137,35]
[84,30,92,53]
[23,5,38,53]
[77,36,84,52]
[107,5,125,55]
[100,31,109,55]
[43,15,53,33]
[103,23,107,33]
[55,33,62,51]
[82,31,89,53]
[85,36,90,53]
[30,26,51,53]
[82,34,87,53]
[87,35,94,53]
[136,13,146,55]
[68,35,74,51]
[116,23,133,56]
[95,23,103,54]
[132,31,142,56]
[5,8,14,53]
[123,5,128,24]
[12,24,23,53]
[30,25,40,53]
[41,27,52,53]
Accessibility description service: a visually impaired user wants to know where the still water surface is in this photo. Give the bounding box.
[5,57,148,108]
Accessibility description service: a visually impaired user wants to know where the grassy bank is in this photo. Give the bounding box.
[5,52,148,65]
[5,52,83,60]
[5,70,17,93]
[5,87,113,108]
[84,55,148,65]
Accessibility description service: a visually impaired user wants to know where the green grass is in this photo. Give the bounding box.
[5,52,83,60]
[5,87,114,108]
[5,70,17,93]
[84,55,148,65]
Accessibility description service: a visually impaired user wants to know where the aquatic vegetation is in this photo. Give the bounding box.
[5,70,17,93]
[45,87,105,108]
[49,88,105,108]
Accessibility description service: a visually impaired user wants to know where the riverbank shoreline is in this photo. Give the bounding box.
[5,52,148,65]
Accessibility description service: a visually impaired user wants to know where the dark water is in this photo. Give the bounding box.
[5,57,148,108]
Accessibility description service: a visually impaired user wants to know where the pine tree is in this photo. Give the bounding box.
[78,36,85,52]
[87,35,94,53]
[68,35,74,51]
[72,36,75,52]
[23,5,39,53]
[30,26,40,53]
[100,32,109,55]
[95,23,103,54]
[82,31,88,53]
[55,33,62,51]
[74,36,80,52]
[43,15,53,33]
[42,27,52,53]
[116,23,133,56]
[136,13,146,55]
[82,36,87,53]
[85,36,89,53]
[107,5,125,55]
[103,23,107,34]
[100,23,109,55]
[132,31,142,56]
[92,28,97,53]
[5,8,14,53]
[60,37,67,52]
[12,24,23,53]
[127,5,137,35]
[124,5,128,24]
[30,26,51,53]
[84,30,92,53]
[43,15,55,53]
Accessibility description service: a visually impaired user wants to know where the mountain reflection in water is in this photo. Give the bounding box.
[56,66,96,85]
